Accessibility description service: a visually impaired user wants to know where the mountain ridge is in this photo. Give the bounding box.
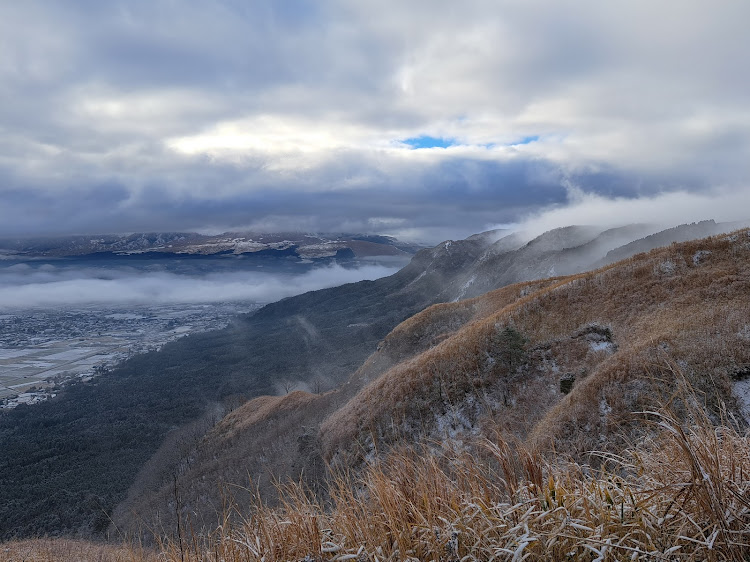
[110,222,750,539]
[2,219,748,540]
[133,228,750,544]
[0,231,421,260]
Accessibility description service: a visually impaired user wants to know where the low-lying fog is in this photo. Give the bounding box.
[0,259,405,309]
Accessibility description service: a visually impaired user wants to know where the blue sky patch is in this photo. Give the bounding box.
[402,135,457,149]
[514,135,539,145]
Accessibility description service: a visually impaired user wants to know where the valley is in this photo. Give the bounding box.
[0,302,260,409]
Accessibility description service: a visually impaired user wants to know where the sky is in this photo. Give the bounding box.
[2,0,750,243]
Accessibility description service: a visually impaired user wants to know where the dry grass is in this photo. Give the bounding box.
[115,231,750,541]
[342,279,560,396]
[9,397,750,561]
[0,538,158,562]
[8,232,750,561]
[151,395,750,561]
[111,389,335,543]
[213,390,321,442]
[321,230,750,464]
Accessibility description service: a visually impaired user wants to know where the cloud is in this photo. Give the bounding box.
[0,262,402,309]
[0,1,749,241]
[517,185,750,237]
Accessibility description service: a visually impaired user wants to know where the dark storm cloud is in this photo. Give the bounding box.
[0,154,571,239]
[1,0,749,242]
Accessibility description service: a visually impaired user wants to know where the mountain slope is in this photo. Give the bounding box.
[322,229,750,465]
[111,278,564,537]
[0,235,490,539]
[454,221,750,299]
[118,227,750,541]
[3,220,748,539]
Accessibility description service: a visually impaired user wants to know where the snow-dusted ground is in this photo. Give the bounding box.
[733,378,750,425]
[0,302,260,409]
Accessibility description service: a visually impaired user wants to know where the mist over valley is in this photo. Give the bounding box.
[0,256,406,309]
[0,232,414,308]
[0,233,412,412]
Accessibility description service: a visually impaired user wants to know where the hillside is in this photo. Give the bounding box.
[322,229,750,464]
[2,220,747,539]
[0,233,494,539]
[448,219,749,299]
[114,228,750,546]
[111,278,564,537]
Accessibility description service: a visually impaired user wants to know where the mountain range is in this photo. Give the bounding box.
[1,219,748,542]
[0,232,420,261]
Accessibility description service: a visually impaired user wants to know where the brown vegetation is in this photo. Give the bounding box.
[321,230,750,465]
[8,230,750,560]
[0,538,157,562]
[153,396,750,561]
[107,228,750,556]
[8,394,750,560]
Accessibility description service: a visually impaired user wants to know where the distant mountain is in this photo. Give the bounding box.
[2,219,749,540]
[0,231,422,260]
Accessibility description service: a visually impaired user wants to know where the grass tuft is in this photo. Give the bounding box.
[150,398,750,561]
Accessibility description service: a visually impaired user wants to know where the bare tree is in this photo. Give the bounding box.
[312,377,325,394]
[281,379,297,394]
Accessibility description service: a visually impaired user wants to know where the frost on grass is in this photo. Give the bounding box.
[733,378,750,424]
[692,249,712,265]
[157,404,750,562]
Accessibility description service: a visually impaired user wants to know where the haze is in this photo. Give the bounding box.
[0,262,401,309]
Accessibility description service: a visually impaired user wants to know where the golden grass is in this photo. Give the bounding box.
[321,230,750,464]
[0,538,158,562]
[145,229,750,559]
[212,390,321,442]
[9,231,750,561]
[11,398,750,560]
[152,394,750,561]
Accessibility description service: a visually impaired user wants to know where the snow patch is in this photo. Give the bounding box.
[434,399,479,439]
[405,270,427,288]
[456,274,476,300]
[590,340,616,353]
[657,259,676,275]
[692,250,711,265]
[733,379,750,424]
[576,324,617,353]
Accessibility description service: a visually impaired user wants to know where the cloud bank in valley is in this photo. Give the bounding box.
[0,263,401,309]
[0,1,749,242]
